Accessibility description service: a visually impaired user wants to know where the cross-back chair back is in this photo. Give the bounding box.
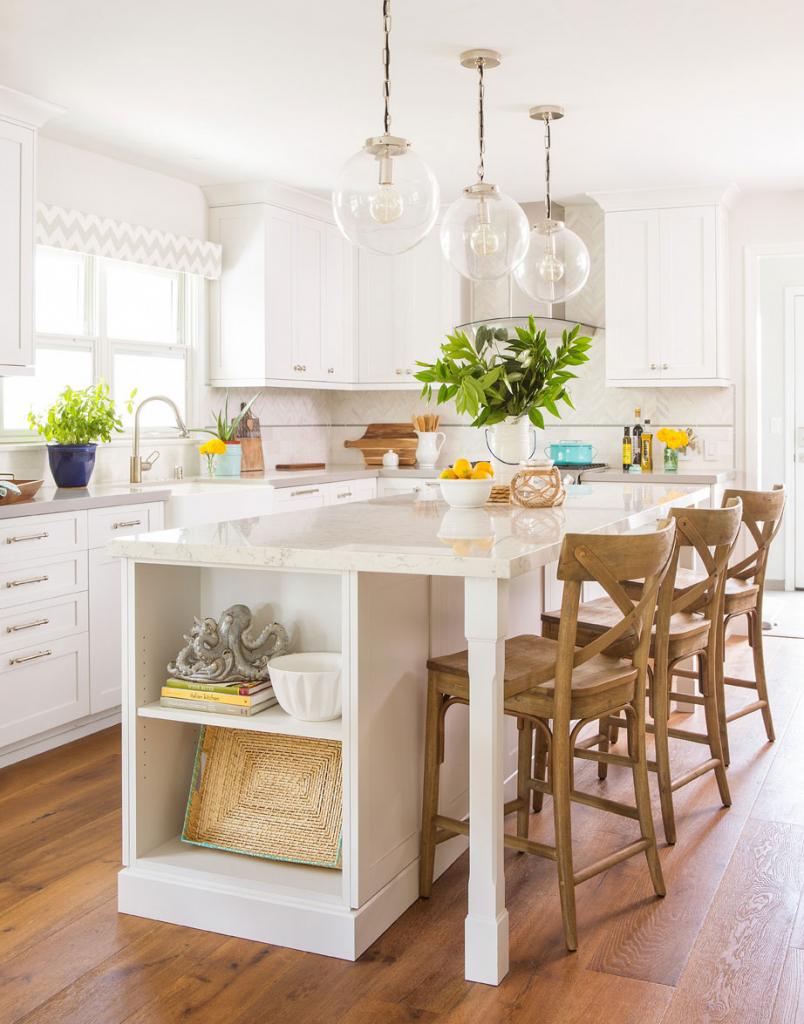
[721,485,786,590]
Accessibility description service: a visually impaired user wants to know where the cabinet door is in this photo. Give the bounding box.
[658,206,717,379]
[604,210,661,382]
[89,546,124,713]
[0,120,34,372]
[263,206,296,381]
[291,214,325,381]
[321,224,355,382]
[357,249,397,383]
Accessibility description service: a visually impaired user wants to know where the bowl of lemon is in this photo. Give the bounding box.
[438,459,495,508]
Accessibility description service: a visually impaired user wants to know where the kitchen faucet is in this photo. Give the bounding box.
[129,396,190,483]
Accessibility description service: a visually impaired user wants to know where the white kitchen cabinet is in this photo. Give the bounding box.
[595,188,731,387]
[209,203,354,387]
[88,502,164,714]
[0,88,60,375]
[325,478,377,505]
[357,229,463,386]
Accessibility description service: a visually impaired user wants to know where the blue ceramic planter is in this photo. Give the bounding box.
[48,444,97,488]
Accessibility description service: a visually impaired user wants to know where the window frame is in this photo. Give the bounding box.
[0,250,199,439]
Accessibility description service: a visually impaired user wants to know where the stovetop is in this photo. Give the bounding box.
[554,462,608,472]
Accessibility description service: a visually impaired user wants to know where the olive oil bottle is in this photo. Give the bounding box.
[622,427,633,472]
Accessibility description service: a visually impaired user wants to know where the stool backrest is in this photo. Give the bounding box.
[721,484,786,590]
[660,499,743,626]
[551,520,676,713]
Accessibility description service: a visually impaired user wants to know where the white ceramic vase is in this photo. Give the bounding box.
[415,430,446,468]
[484,417,538,473]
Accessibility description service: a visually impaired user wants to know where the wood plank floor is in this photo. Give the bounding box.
[2,636,804,1024]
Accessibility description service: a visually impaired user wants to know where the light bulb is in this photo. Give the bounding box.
[470,220,501,256]
[539,252,565,283]
[369,183,404,224]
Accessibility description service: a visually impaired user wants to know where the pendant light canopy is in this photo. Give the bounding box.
[440,50,529,281]
[513,106,590,304]
[332,0,439,255]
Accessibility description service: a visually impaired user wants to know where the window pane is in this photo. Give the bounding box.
[105,260,179,343]
[114,350,186,429]
[35,247,87,336]
[3,346,93,432]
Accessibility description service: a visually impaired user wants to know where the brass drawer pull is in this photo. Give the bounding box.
[9,649,52,666]
[112,519,143,530]
[290,488,319,497]
[7,617,49,633]
[6,574,49,589]
[6,531,49,544]
[337,492,352,499]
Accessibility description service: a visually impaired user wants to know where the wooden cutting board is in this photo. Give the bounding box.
[344,423,418,466]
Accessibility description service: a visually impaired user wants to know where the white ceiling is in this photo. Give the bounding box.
[2,0,803,203]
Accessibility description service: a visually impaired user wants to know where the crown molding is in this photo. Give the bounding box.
[0,85,65,128]
[587,184,740,212]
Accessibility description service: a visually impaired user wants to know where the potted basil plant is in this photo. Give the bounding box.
[415,317,593,466]
[27,381,136,488]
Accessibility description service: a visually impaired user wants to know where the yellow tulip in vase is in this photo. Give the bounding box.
[656,427,693,473]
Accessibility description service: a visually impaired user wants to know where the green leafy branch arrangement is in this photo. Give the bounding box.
[414,317,593,429]
[27,381,136,445]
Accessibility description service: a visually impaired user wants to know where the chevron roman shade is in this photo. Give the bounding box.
[35,203,222,279]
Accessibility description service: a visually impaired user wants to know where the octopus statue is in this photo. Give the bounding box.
[167,604,289,682]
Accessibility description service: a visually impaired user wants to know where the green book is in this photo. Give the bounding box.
[165,678,268,696]
[160,695,277,716]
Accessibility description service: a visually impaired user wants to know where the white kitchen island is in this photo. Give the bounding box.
[110,480,707,986]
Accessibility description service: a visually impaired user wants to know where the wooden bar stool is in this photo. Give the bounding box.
[419,519,675,952]
[542,501,742,844]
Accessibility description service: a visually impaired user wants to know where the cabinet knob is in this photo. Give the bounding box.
[662,363,669,370]
[650,363,657,370]
[327,367,335,374]
[405,368,411,375]
[395,368,402,375]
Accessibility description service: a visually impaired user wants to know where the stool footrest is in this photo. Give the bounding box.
[670,758,721,792]
[432,814,558,860]
[570,788,640,821]
[573,839,650,885]
[574,748,634,769]
[668,691,705,706]
[576,732,609,751]
[727,699,767,722]
[646,723,710,744]
[723,676,758,690]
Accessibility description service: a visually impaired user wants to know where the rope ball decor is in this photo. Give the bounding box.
[510,462,567,508]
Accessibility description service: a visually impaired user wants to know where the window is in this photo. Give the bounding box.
[1,248,197,435]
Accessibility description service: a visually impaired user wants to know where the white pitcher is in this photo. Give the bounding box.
[415,430,446,468]
[484,417,537,471]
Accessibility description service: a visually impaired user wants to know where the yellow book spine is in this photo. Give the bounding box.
[160,686,258,707]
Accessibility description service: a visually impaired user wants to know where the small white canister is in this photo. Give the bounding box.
[382,449,400,468]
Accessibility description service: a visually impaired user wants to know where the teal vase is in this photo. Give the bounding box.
[663,447,679,473]
[216,443,242,477]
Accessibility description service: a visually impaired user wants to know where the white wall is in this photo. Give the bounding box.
[37,138,207,238]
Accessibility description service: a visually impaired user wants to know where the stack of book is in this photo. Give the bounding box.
[160,678,277,716]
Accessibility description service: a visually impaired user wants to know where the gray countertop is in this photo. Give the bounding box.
[582,467,736,485]
[0,482,172,520]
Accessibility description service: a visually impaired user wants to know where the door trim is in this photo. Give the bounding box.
[785,286,804,589]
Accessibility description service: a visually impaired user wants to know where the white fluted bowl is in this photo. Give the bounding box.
[268,653,342,722]
[439,477,493,508]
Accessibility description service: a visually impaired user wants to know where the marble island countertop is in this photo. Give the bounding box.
[110,480,709,579]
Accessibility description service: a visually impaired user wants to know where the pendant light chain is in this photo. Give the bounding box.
[382,0,392,135]
[476,59,486,182]
[543,110,552,220]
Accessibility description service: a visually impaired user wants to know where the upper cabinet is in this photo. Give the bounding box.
[208,195,464,390]
[209,203,354,387]
[0,88,61,375]
[592,187,734,387]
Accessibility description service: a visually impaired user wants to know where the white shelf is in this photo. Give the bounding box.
[137,700,343,741]
[135,835,344,903]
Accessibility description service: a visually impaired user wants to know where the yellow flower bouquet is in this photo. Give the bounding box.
[656,427,690,451]
[200,437,226,476]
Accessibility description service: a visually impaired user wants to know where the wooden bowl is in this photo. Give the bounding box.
[0,478,45,504]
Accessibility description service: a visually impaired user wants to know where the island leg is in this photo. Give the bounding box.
[464,576,510,985]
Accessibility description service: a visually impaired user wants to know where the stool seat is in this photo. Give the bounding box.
[633,567,759,615]
[428,634,638,720]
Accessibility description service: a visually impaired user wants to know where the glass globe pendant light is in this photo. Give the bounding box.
[513,106,590,304]
[440,50,529,281]
[332,0,439,255]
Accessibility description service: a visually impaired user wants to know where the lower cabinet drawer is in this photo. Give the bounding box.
[88,502,164,550]
[0,633,90,748]
[327,479,378,505]
[0,592,88,654]
[0,552,87,609]
[273,485,326,512]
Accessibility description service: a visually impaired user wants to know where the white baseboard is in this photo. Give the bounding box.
[0,708,121,769]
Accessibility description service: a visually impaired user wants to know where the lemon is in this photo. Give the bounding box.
[471,468,492,480]
[475,461,494,477]
[453,458,471,477]
[440,468,458,480]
